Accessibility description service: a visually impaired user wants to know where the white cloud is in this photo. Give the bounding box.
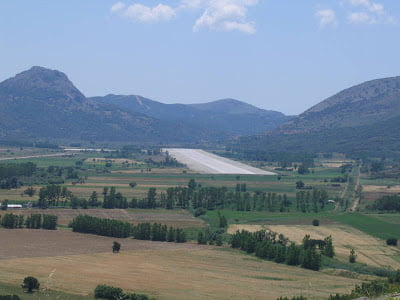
[111,0,259,34]
[111,3,176,23]
[347,0,397,24]
[111,2,125,13]
[315,9,337,27]
[348,11,375,24]
[192,0,258,34]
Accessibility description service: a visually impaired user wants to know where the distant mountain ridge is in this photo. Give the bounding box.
[0,66,290,145]
[90,95,292,136]
[275,76,400,134]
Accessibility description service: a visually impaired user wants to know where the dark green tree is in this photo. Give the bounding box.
[22,276,40,293]
[112,241,121,253]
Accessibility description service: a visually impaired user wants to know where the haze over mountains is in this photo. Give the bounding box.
[0,67,290,144]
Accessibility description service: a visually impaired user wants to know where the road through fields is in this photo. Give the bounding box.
[164,148,275,175]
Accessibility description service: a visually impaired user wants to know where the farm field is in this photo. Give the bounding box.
[0,153,347,204]
[0,208,205,228]
[164,148,276,175]
[0,230,361,300]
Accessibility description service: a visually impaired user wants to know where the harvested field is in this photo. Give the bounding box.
[228,224,400,269]
[0,229,201,260]
[164,148,275,175]
[362,185,400,192]
[0,209,205,228]
[0,230,361,299]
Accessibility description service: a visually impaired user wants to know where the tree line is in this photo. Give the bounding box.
[0,213,57,229]
[0,162,36,189]
[230,229,335,271]
[69,215,187,243]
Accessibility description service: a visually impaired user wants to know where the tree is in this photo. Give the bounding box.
[312,219,319,226]
[23,186,36,197]
[298,164,310,174]
[112,241,121,253]
[129,182,137,188]
[322,235,334,258]
[197,231,207,245]
[22,276,40,293]
[349,248,356,263]
[89,191,99,207]
[1,200,8,210]
[218,211,227,228]
[295,181,305,189]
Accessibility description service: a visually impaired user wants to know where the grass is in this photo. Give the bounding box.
[328,213,400,240]
[201,210,336,228]
[0,281,91,300]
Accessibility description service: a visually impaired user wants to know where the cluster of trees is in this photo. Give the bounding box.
[368,194,400,211]
[197,229,224,246]
[295,190,329,213]
[102,187,129,209]
[144,155,184,168]
[69,216,187,243]
[0,162,36,189]
[132,222,187,243]
[70,215,132,238]
[0,213,57,230]
[94,284,149,300]
[230,230,335,271]
[38,185,74,208]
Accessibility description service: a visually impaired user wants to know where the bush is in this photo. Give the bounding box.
[312,219,319,226]
[194,208,206,217]
[386,238,398,246]
[94,285,123,299]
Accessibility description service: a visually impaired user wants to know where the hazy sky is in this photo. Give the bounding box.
[0,0,399,115]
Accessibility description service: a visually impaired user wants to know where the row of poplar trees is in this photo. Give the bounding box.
[230,230,334,271]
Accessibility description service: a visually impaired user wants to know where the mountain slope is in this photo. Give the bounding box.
[276,76,400,134]
[229,76,400,157]
[0,67,224,144]
[91,95,292,136]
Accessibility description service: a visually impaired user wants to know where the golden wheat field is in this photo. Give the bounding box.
[0,229,362,300]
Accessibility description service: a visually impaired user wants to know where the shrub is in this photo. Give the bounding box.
[386,238,398,246]
[312,219,319,226]
[94,285,123,299]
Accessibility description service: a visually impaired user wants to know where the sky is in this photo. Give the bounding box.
[0,0,399,115]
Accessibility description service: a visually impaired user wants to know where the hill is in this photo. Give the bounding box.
[0,67,224,144]
[90,95,292,136]
[229,76,400,157]
[277,76,400,134]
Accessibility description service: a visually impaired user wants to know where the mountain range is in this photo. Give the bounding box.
[0,67,290,145]
[1,66,399,156]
